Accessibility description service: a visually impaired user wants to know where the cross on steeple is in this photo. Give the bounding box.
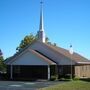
[40,0,43,4]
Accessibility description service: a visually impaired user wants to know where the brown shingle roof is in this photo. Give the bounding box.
[43,43,90,64]
[5,40,90,65]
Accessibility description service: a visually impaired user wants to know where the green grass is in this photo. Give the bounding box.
[39,80,90,90]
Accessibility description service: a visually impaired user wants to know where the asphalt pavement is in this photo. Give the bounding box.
[0,81,64,90]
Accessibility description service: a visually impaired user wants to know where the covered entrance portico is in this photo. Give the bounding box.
[5,49,56,80]
[7,65,57,80]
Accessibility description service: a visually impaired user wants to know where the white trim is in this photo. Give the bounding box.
[77,62,90,64]
[48,65,50,80]
[10,65,13,79]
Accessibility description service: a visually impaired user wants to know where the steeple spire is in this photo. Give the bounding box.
[38,0,45,43]
[39,1,44,31]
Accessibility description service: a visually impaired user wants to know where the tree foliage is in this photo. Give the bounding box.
[16,34,36,51]
[0,50,6,72]
[45,37,49,43]
[16,33,57,52]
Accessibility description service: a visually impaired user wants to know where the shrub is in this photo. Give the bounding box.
[50,75,58,81]
[73,77,80,80]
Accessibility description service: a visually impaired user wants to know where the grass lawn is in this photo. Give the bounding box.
[39,80,90,90]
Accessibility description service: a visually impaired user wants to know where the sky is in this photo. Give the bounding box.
[0,0,90,59]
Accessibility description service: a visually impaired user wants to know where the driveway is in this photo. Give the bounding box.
[0,81,64,90]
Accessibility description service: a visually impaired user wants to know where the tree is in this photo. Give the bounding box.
[45,37,49,43]
[0,49,6,72]
[16,33,36,51]
[16,33,56,52]
[53,43,57,46]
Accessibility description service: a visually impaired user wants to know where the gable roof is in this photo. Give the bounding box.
[5,48,56,65]
[4,40,37,63]
[5,40,90,65]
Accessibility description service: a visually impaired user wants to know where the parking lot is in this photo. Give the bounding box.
[0,81,64,90]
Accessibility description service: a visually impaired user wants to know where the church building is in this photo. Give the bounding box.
[5,2,90,80]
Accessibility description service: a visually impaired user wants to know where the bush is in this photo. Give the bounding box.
[73,77,80,80]
[50,75,58,81]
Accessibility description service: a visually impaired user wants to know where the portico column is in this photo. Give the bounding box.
[48,65,50,80]
[10,65,13,79]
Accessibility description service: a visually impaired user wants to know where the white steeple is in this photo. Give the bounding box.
[38,1,45,43]
[39,1,44,31]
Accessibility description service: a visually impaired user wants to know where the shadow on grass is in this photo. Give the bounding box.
[80,78,90,82]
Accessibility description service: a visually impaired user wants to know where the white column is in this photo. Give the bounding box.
[48,65,50,80]
[10,65,13,79]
